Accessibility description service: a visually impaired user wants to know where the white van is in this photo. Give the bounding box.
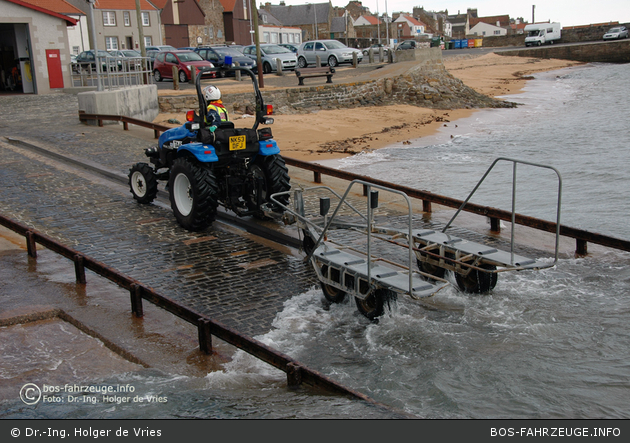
[524,23,561,46]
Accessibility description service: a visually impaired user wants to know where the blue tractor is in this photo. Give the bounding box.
[128,67,290,231]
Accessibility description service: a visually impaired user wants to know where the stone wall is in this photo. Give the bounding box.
[500,39,630,63]
[159,48,514,115]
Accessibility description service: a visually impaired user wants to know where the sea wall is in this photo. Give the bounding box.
[158,48,513,116]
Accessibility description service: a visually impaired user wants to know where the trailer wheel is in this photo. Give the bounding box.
[416,256,446,279]
[355,289,396,320]
[128,162,158,204]
[302,229,316,255]
[319,265,346,303]
[455,264,498,293]
[169,157,218,231]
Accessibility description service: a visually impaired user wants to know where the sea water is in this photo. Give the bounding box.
[4,63,629,419]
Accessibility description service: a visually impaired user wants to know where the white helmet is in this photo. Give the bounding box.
[203,85,221,102]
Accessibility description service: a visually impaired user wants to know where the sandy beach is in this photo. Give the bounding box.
[157,53,582,162]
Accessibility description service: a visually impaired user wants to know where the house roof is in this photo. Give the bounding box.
[93,0,157,10]
[396,14,425,27]
[259,9,282,26]
[265,3,330,26]
[470,15,510,28]
[357,14,381,25]
[151,0,168,9]
[218,0,236,13]
[5,0,80,24]
[331,15,347,33]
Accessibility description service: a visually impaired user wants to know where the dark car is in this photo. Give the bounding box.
[194,46,257,77]
[152,50,216,83]
[110,49,143,70]
[75,49,121,72]
[243,44,298,73]
[279,43,299,53]
[396,40,417,50]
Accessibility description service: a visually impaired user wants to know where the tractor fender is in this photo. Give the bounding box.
[258,139,280,156]
[159,126,197,149]
[177,142,219,163]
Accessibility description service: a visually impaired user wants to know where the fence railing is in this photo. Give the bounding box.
[76,112,630,256]
[70,56,153,90]
[0,213,398,409]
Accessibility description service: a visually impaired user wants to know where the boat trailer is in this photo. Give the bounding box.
[271,158,562,319]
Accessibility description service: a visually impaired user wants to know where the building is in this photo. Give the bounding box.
[218,0,251,45]
[393,14,426,38]
[258,8,301,45]
[262,2,334,42]
[63,0,162,51]
[469,21,507,37]
[1,0,79,94]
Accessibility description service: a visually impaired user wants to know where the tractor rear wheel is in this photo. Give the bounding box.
[169,157,218,231]
[355,289,396,320]
[246,154,290,214]
[455,264,498,293]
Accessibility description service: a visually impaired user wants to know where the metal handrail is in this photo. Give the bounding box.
[442,157,562,265]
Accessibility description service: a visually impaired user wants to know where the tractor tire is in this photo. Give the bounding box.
[246,154,290,214]
[455,264,498,294]
[128,162,158,204]
[355,289,396,321]
[168,157,218,231]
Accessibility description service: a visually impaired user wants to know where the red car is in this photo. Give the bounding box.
[153,50,216,83]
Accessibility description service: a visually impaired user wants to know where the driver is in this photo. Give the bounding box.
[203,85,229,127]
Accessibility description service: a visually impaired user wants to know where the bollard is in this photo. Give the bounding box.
[379,47,384,61]
[353,52,358,68]
[26,231,37,258]
[316,55,321,68]
[275,58,283,76]
[234,61,241,81]
[172,66,179,90]
[191,66,197,84]
[368,49,374,64]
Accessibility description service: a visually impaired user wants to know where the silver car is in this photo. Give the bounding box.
[603,26,629,40]
[243,44,297,74]
[297,40,362,68]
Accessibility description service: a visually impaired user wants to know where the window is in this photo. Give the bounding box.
[73,46,80,55]
[105,37,118,51]
[271,33,278,43]
[142,12,150,26]
[103,11,116,27]
[263,32,269,43]
[282,33,288,43]
[124,11,130,27]
[144,36,152,47]
[494,30,501,35]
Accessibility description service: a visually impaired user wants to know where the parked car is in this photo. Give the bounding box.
[297,40,362,68]
[243,44,297,73]
[110,49,143,70]
[75,49,122,72]
[362,44,389,56]
[145,45,177,69]
[195,46,257,77]
[603,26,629,40]
[152,50,216,83]
[396,40,417,50]
[279,43,299,53]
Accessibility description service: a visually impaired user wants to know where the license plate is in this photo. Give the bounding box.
[229,135,246,151]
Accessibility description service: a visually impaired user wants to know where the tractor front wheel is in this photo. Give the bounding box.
[128,162,158,204]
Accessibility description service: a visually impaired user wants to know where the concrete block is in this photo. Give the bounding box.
[78,85,159,125]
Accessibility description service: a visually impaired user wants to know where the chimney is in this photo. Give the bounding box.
[279,1,285,5]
